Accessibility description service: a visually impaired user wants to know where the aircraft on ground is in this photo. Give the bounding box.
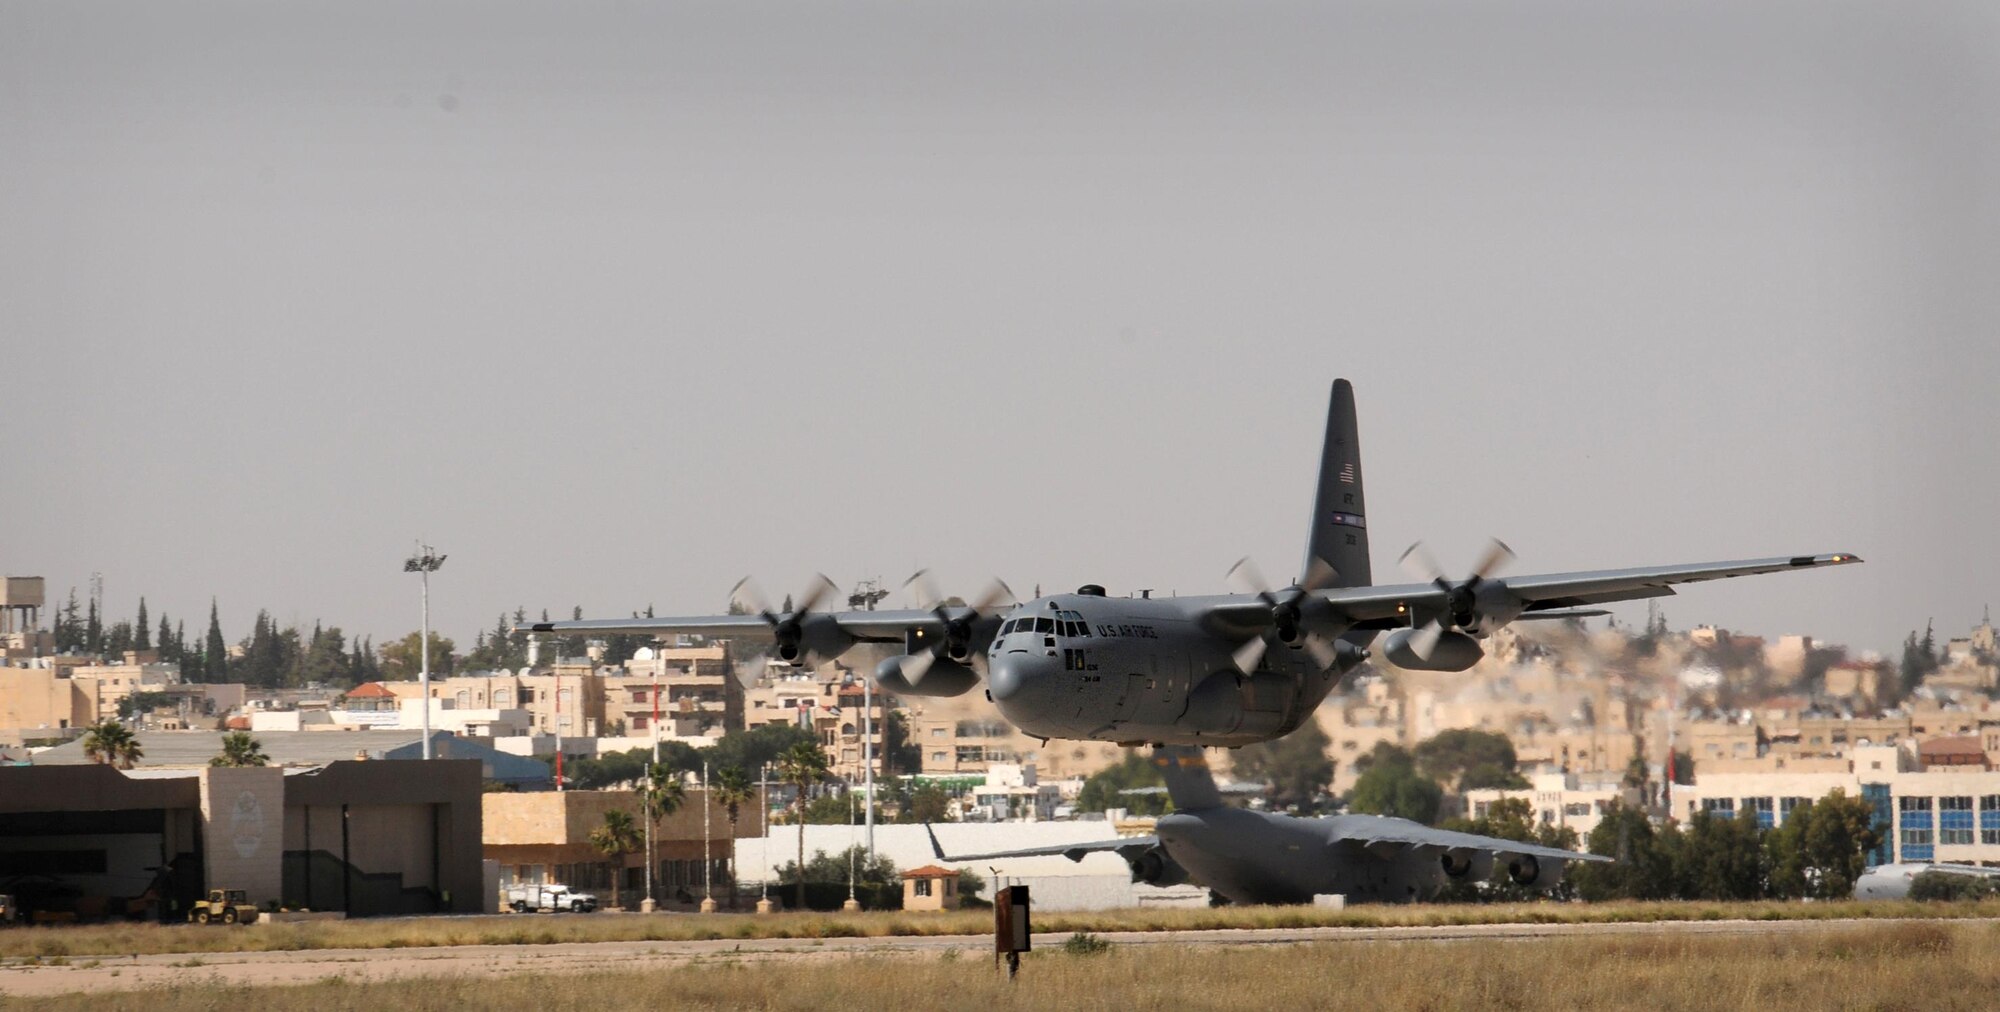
[528,379,1860,748]
[926,746,1607,905]
[1853,862,2000,899]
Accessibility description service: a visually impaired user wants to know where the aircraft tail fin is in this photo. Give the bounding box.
[1150,745,1223,812]
[1303,379,1372,589]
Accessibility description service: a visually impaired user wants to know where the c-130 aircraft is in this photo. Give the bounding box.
[530,380,1860,748]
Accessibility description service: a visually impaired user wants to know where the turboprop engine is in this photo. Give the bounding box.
[873,655,981,698]
[1381,627,1484,671]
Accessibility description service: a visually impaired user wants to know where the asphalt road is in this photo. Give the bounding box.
[0,917,1953,997]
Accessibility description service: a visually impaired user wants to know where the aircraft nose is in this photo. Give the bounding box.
[987,650,1035,702]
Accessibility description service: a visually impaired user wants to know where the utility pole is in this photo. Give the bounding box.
[701,759,715,912]
[403,542,446,760]
[864,670,875,862]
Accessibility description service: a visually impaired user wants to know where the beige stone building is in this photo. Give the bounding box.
[483,787,757,908]
[603,644,742,738]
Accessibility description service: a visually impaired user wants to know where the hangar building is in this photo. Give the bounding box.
[0,760,484,922]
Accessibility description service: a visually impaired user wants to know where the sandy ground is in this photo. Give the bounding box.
[0,916,1943,998]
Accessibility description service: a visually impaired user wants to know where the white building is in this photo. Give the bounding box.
[1463,771,1637,843]
[1675,744,2000,867]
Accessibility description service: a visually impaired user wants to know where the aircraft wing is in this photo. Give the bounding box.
[1311,552,1862,626]
[1329,814,1611,864]
[521,609,942,644]
[925,823,1158,865]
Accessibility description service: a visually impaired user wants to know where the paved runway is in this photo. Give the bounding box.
[0,917,1953,997]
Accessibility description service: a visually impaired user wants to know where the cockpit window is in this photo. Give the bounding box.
[1034,617,1053,634]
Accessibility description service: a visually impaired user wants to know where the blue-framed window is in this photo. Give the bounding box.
[1779,797,1811,824]
[1939,796,1975,846]
[1702,797,1735,816]
[1863,784,1893,866]
[1746,796,1775,830]
[1899,795,1935,862]
[1981,795,2000,846]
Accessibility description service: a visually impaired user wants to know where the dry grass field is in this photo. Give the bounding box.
[5,898,2000,960]
[3,920,1997,1011]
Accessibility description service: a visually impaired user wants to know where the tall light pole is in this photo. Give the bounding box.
[403,542,447,760]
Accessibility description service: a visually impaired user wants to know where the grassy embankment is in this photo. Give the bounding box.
[5,898,2000,960]
[5,919,1999,1011]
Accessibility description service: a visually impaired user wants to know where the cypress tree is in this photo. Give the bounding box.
[135,598,151,651]
[85,597,103,655]
[54,588,83,653]
[204,600,227,684]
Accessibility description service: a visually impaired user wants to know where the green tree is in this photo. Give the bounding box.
[1414,729,1528,791]
[85,594,103,655]
[204,600,228,683]
[1229,719,1335,812]
[1571,802,1675,901]
[156,614,178,666]
[702,723,816,779]
[54,588,84,654]
[900,779,953,823]
[801,790,866,824]
[81,720,142,769]
[1075,752,1168,816]
[120,691,176,720]
[1347,744,1444,823]
[1675,809,1767,900]
[211,731,269,768]
[1800,792,1872,900]
[881,710,921,776]
[775,844,900,902]
[711,766,756,906]
[103,620,134,658]
[134,598,150,651]
[639,762,686,906]
[379,630,457,680]
[775,740,831,912]
[588,809,643,910]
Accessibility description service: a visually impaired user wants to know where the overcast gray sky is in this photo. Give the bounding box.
[4,2,1994,658]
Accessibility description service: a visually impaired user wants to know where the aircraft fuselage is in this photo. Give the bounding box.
[985,592,1360,747]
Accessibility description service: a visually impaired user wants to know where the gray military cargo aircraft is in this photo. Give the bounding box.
[925,746,1608,904]
[528,379,1860,748]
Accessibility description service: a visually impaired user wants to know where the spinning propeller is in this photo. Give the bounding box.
[897,570,1015,685]
[1224,555,1343,673]
[728,573,841,685]
[1396,538,1515,660]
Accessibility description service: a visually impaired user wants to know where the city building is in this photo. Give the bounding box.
[482,787,755,908]
[1675,744,2000,867]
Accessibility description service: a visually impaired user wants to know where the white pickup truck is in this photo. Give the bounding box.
[504,883,599,913]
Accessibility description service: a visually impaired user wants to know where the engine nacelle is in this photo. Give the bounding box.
[1506,854,1545,887]
[1127,846,1189,888]
[872,656,981,698]
[1381,628,1484,671]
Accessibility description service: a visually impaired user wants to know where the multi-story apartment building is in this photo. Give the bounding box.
[741,662,888,781]
[603,644,742,739]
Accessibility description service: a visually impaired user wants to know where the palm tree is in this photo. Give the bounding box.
[210,731,269,768]
[711,765,755,907]
[588,808,643,910]
[639,762,685,906]
[82,720,142,769]
[775,740,830,911]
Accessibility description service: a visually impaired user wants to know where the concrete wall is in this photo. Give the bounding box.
[199,765,286,909]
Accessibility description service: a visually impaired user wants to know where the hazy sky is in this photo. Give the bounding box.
[4,2,1994,659]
